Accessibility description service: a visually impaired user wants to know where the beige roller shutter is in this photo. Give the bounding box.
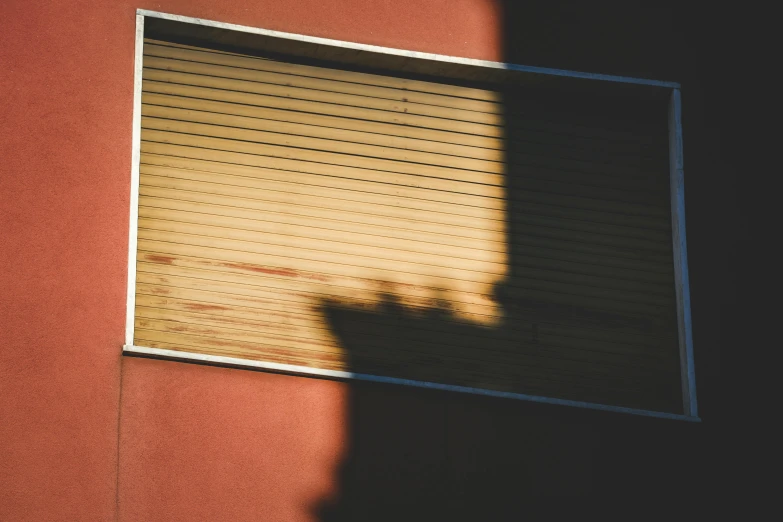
[133,38,682,413]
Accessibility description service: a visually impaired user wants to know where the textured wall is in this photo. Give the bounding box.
[0,1,502,520]
[118,357,347,521]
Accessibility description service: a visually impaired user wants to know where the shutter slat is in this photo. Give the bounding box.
[138,175,673,256]
[135,290,676,354]
[141,104,672,211]
[137,207,674,297]
[145,39,500,102]
[139,152,670,225]
[139,166,673,243]
[134,236,674,318]
[143,68,502,135]
[143,42,666,145]
[142,83,666,164]
[137,192,674,275]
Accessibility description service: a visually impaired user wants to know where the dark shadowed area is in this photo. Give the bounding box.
[314,3,737,520]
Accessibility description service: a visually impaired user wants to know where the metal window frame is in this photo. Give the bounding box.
[123,9,698,421]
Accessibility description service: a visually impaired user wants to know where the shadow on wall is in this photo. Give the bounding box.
[309,3,703,520]
[314,72,682,413]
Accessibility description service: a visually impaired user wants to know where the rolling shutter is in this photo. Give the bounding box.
[133,38,682,413]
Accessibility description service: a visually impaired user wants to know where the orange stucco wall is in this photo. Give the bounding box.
[118,358,348,521]
[2,1,739,520]
[0,1,502,520]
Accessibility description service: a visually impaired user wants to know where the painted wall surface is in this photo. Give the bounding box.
[1,1,740,520]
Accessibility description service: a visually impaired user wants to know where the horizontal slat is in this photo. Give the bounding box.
[143,80,504,148]
[135,251,535,322]
[140,153,506,212]
[137,198,673,282]
[135,292,677,368]
[137,205,674,296]
[143,91,500,160]
[136,280,339,319]
[139,173,504,239]
[135,266,672,341]
[145,39,501,102]
[139,163,673,243]
[135,241,501,311]
[136,224,504,294]
[135,245,666,320]
[130,297,676,394]
[135,305,633,370]
[133,315,658,396]
[144,70,666,161]
[143,103,502,173]
[144,55,500,125]
[135,307,674,386]
[142,82,667,165]
[138,163,670,250]
[141,120,506,188]
[141,92,667,189]
[141,103,671,211]
[143,68,501,135]
[145,90,670,187]
[135,257,677,350]
[138,146,668,226]
[135,279,489,332]
[135,233,674,316]
[140,143,505,203]
[133,327,344,367]
[144,43,667,146]
[138,179,499,247]
[136,215,507,278]
[136,314,337,352]
[137,179,674,276]
[138,204,504,267]
[141,147,669,233]
[139,154,674,263]
[144,53,501,120]
[138,183,671,263]
[134,261,555,337]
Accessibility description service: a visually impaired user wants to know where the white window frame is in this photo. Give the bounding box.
[124,9,698,422]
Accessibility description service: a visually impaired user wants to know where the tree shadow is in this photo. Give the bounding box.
[309,3,699,520]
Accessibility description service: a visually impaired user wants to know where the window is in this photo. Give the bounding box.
[125,10,697,421]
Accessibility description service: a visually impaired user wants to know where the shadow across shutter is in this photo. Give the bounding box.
[133,38,682,413]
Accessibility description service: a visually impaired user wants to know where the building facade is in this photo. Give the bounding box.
[1,1,739,520]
